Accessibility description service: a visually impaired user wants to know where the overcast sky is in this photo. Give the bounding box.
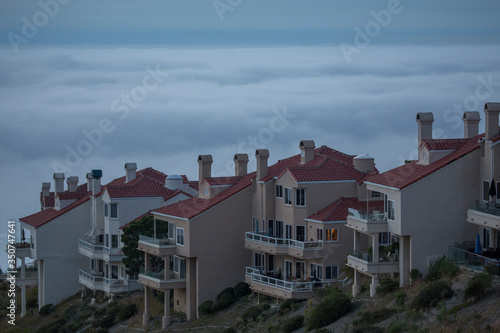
[1,1,500,271]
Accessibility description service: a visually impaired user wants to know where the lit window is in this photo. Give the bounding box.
[275,184,283,198]
[176,228,184,246]
[284,187,292,205]
[325,228,338,242]
[295,188,306,206]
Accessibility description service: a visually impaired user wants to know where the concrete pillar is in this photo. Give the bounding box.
[352,270,361,297]
[145,253,150,271]
[399,236,411,287]
[162,290,171,328]
[143,286,151,326]
[38,260,44,308]
[185,258,197,320]
[370,274,379,297]
[372,234,379,263]
[353,230,358,251]
[164,257,169,281]
[21,285,26,317]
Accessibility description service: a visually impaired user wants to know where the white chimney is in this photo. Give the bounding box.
[125,163,137,183]
[484,103,500,140]
[353,155,375,172]
[198,155,213,188]
[67,176,79,192]
[463,111,481,138]
[166,174,184,190]
[90,170,102,195]
[234,154,249,177]
[299,140,315,164]
[53,173,65,193]
[255,149,270,180]
[41,182,51,197]
[416,112,434,146]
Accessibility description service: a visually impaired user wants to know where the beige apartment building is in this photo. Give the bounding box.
[137,140,382,326]
[346,103,500,297]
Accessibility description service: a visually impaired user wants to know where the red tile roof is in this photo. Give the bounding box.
[421,139,469,151]
[56,183,90,200]
[307,197,384,222]
[105,168,190,200]
[367,134,482,190]
[40,192,55,209]
[155,145,377,220]
[202,177,242,186]
[21,194,91,228]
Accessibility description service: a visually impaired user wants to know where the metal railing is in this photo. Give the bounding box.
[79,269,104,283]
[469,201,500,217]
[138,234,175,246]
[139,269,180,280]
[15,270,38,279]
[103,277,127,285]
[348,208,387,222]
[449,246,500,275]
[103,247,124,255]
[79,239,104,252]
[349,248,399,263]
[246,267,349,292]
[245,232,323,250]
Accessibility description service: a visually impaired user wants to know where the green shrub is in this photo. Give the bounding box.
[216,292,236,310]
[234,282,251,298]
[352,327,384,333]
[217,287,236,300]
[305,290,351,330]
[355,307,396,326]
[223,328,236,333]
[376,279,399,294]
[282,315,304,333]
[426,256,459,282]
[450,300,473,314]
[242,305,261,322]
[117,303,137,321]
[198,300,214,314]
[27,296,38,309]
[395,291,407,306]
[387,321,403,333]
[58,321,79,333]
[280,298,300,314]
[410,269,422,281]
[98,314,116,329]
[106,305,120,318]
[38,304,53,315]
[35,318,66,333]
[464,272,492,300]
[95,329,108,333]
[267,323,278,332]
[411,280,453,310]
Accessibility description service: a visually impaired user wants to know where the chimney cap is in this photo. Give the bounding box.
[416,112,434,122]
[354,154,373,160]
[299,140,315,149]
[255,149,270,158]
[42,182,51,188]
[198,155,213,163]
[124,162,137,169]
[53,173,65,179]
[485,102,500,112]
[166,174,183,180]
[463,111,481,121]
[233,153,249,162]
[91,169,102,179]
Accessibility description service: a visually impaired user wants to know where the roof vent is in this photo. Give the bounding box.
[353,154,375,172]
[166,174,183,190]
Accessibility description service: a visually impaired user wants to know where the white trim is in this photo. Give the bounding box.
[152,211,189,221]
[304,218,347,224]
[297,180,357,185]
[428,149,456,153]
[365,181,401,192]
[176,227,185,246]
[108,196,164,200]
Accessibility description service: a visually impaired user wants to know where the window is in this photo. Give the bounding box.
[317,228,323,241]
[110,203,118,218]
[168,222,175,239]
[296,225,305,242]
[275,184,283,198]
[268,220,274,236]
[268,255,274,272]
[285,260,292,279]
[254,252,265,268]
[112,235,118,248]
[105,234,109,247]
[325,228,338,242]
[483,180,490,201]
[105,264,109,278]
[325,265,339,280]
[387,200,395,220]
[371,191,381,198]
[275,220,283,238]
[176,228,184,246]
[379,232,390,245]
[295,188,306,206]
[285,224,292,239]
[284,187,292,205]
[174,256,179,273]
[104,203,108,217]
[295,261,305,279]
[179,258,186,279]
[310,263,323,280]
[121,266,125,279]
[483,228,491,250]
[111,265,118,279]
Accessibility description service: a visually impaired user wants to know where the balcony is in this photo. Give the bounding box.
[244,267,349,299]
[14,269,38,286]
[138,268,186,290]
[347,248,399,275]
[346,208,388,234]
[103,246,126,262]
[244,232,325,259]
[449,246,500,276]
[137,235,177,257]
[78,239,105,260]
[467,201,500,230]
[79,269,129,293]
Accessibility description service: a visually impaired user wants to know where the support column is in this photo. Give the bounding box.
[38,260,44,308]
[372,234,379,263]
[353,230,358,252]
[400,236,411,287]
[143,286,151,326]
[20,257,26,317]
[352,270,361,297]
[185,258,197,320]
[370,273,379,297]
[162,290,171,328]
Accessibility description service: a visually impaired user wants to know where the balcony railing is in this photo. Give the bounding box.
[138,234,175,246]
[245,232,323,250]
[449,246,500,276]
[348,208,387,222]
[79,269,104,283]
[469,201,500,218]
[15,269,38,279]
[246,267,349,292]
[349,248,399,263]
[139,268,183,280]
[79,239,104,252]
[103,277,127,286]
